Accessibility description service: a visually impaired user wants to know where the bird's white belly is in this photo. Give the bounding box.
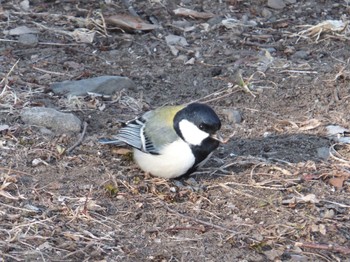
[133,139,195,179]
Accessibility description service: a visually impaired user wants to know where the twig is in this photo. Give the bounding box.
[147,226,205,233]
[67,121,88,155]
[0,59,20,86]
[295,242,350,255]
[162,204,238,234]
[280,70,318,74]
[32,66,71,76]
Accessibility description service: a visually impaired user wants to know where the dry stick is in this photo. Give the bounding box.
[0,59,20,86]
[67,121,88,155]
[162,204,238,235]
[295,242,350,255]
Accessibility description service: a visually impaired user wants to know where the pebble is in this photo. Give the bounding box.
[21,107,82,133]
[165,34,188,46]
[291,50,309,60]
[18,33,38,46]
[51,76,136,96]
[261,8,273,19]
[222,109,242,124]
[267,0,286,9]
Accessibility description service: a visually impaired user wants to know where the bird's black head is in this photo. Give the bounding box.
[174,103,221,146]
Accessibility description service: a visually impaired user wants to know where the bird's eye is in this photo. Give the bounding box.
[199,124,204,130]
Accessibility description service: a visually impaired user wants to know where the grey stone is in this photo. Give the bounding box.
[291,50,310,60]
[21,107,81,133]
[165,34,188,47]
[261,8,273,18]
[222,109,242,124]
[51,76,136,96]
[4,25,38,35]
[18,34,38,46]
[267,0,286,9]
[207,16,223,26]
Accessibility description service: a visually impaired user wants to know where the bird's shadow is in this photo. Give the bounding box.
[190,133,332,180]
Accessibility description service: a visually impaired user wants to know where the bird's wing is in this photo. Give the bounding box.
[98,118,144,149]
[113,118,147,151]
[101,105,184,155]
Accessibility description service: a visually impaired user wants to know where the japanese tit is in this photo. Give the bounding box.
[100,103,222,179]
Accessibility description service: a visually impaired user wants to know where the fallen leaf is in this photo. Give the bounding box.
[106,14,159,31]
[297,193,319,204]
[56,145,66,155]
[71,28,95,43]
[328,176,345,189]
[311,223,327,235]
[302,173,321,181]
[111,148,132,155]
[173,8,214,19]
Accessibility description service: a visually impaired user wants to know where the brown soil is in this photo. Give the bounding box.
[1,0,350,261]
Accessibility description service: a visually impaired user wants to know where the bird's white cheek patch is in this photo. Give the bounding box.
[179,119,209,146]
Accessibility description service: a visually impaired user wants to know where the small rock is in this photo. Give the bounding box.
[185,57,195,65]
[4,25,38,35]
[267,0,286,9]
[289,254,308,262]
[18,33,38,46]
[20,0,30,11]
[261,8,273,18]
[263,249,284,260]
[207,16,223,26]
[222,109,242,124]
[285,0,297,3]
[316,147,330,160]
[21,107,81,133]
[291,50,309,60]
[175,55,188,62]
[51,76,136,96]
[165,34,188,47]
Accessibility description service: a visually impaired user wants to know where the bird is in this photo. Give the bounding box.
[99,103,223,179]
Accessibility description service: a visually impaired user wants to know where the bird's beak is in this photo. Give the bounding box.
[211,131,235,144]
[211,132,225,143]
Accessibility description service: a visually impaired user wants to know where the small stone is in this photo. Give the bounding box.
[261,8,273,18]
[267,0,286,10]
[175,55,188,62]
[291,50,309,60]
[4,25,38,35]
[263,249,284,260]
[165,34,188,47]
[207,16,223,26]
[21,107,82,133]
[18,34,38,46]
[51,76,136,96]
[222,109,242,124]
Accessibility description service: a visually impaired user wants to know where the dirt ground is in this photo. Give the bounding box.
[1,0,350,261]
